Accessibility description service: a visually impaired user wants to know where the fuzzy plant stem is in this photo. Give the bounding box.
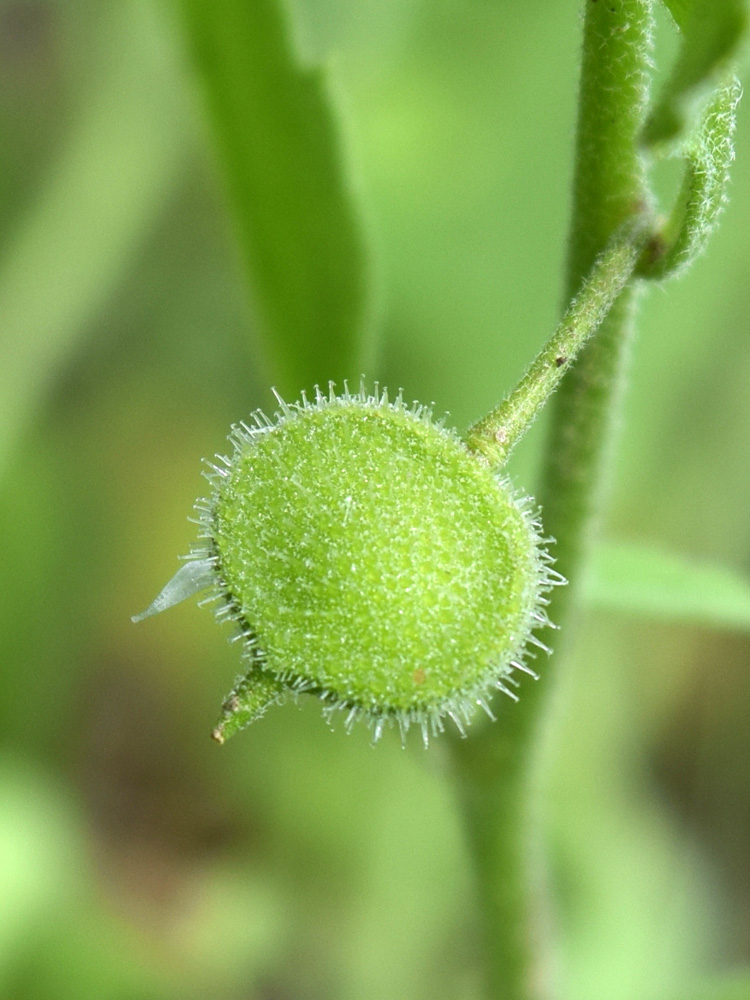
[541,0,652,624]
[450,4,654,999]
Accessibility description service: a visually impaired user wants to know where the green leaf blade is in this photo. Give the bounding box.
[177,0,375,394]
[587,541,750,632]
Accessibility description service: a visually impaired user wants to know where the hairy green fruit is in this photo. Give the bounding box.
[134,386,560,745]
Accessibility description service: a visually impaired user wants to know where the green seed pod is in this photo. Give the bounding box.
[134,385,562,745]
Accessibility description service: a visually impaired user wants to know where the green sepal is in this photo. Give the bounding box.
[211,665,286,744]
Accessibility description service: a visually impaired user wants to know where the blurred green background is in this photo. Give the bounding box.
[1,1,749,998]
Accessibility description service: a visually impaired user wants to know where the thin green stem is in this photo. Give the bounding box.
[465,229,645,469]
[451,4,654,999]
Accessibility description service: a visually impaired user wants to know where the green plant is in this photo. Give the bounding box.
[132,1,750,998]
[133,227,640,745]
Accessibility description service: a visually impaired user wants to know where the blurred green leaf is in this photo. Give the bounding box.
[176,0,375,395]
[642,76,741,279]
[661,0,692,26]
[0,2,186,482]
[587,540,750,631]
[646,0,749,147]
[0,758,80,993]
[677,974,750,1000]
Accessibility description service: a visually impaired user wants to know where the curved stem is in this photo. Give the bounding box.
[638,76,742,282]
[451,4,654,999]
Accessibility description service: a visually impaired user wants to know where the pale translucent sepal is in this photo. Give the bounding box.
[131,558,216,623]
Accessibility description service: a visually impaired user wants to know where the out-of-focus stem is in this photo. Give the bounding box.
[451,4,654,999]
